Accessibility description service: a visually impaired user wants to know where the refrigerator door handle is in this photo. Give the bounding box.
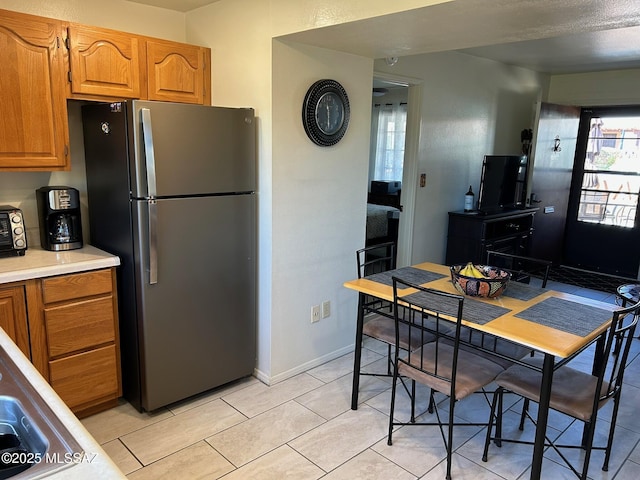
[147,199,158,285]
[141,108,158,198]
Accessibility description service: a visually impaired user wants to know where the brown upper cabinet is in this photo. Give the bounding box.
[0,9,70,171]
[66,23,143,99]
[146,38,211,105]
[66,23,211,105]
[0,8,211,171]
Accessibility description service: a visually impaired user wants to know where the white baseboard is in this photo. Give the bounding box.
[253,343,355,386]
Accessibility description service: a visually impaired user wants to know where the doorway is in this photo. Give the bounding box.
[564,107,640,279]
[367,73,422,267]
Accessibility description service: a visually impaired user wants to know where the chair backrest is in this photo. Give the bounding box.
[486,251,552,288]
[597,299,640,405]
[392,276,464,386]
[356,241,396,279]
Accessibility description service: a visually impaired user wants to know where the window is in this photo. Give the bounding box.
[577,115,640,228]
[370,102,407,182]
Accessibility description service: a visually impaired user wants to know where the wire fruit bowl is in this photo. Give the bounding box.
[450,264,511,298]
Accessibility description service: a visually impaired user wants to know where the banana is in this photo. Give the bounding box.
[460,262,485,278]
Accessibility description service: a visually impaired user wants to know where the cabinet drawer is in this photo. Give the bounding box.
[45,297,115,357]
[42,269,112,304]
[49,345,119,409]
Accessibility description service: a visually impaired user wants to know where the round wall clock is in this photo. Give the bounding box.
[302,79,350,146]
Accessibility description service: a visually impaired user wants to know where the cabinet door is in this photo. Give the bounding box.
[67,24,142,99]
[0,9,69,170]
[0,285,30,357]
[49,345,119,411]
[146,39,210,104]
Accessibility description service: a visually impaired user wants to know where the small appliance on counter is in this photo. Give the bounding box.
[0,206,27,257]
[36,186,83,251]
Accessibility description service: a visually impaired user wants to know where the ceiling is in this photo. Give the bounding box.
[128,0,640,75]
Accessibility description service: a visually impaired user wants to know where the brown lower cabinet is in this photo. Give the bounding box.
[4,267,122,418]
[0,284,30,357]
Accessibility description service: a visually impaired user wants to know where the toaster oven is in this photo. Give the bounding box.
[0,206,27,257]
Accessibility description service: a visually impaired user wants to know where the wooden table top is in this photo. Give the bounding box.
[344,262,618,358]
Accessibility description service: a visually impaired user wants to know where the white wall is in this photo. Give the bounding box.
[188,0,551,381]
[270,40,373,380]
[187,0,374,383]
[0,0,185,40]
[185,0,276,379]
[373,52,550,264]
[548,69,640,106]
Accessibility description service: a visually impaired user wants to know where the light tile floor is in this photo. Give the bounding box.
[82,281,640,479]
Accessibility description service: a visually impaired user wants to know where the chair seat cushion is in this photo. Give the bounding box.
[437,325,530,368]
[363,314,434,350]
[496,357,610,421]
[398,341,505,401]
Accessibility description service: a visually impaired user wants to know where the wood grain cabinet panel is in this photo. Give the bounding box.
[44,297,116,358]
[67,23,142,99]
[41,268,113,304]
[0,284,30,357]
[1,9,212,170]
[29,267,122,417]
[146,38,210,104]
[49,345,119,411]
[0,9,69,170]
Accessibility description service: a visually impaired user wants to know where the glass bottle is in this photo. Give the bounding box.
[464,185,474,212]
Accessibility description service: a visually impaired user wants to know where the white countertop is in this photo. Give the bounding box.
[0,329,126,479]
[0,244,124,478]
[0,245,120,284]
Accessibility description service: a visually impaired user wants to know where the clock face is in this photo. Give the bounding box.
[315,92,344,135]
[302,80,350,146]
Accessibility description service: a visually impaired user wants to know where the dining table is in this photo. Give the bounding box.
[343,261,619,480]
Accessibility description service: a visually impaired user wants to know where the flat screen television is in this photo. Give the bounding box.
[477,155,528,214]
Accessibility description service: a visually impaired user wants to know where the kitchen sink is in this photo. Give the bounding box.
[0,347,81,479]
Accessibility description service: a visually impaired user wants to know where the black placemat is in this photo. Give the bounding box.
[462,298,512,325]
[402,290,510,326]
[514,297,614,337]
[366,267,446,287]
[501,282,546,302]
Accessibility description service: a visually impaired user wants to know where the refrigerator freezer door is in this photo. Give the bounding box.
[132,194,256,411]
[133,100,255,198]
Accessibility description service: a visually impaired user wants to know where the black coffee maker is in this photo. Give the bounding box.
[36,186,83,251]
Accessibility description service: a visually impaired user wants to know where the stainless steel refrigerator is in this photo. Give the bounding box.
[81,100,256,412]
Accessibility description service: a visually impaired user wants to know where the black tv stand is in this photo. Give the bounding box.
[445,208,539,265]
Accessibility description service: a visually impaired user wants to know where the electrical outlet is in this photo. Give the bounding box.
[322,300,331,318]
[311,305,320,323]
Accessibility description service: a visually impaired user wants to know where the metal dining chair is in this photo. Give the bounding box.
[482,298,640,479]
[486,251,552,288]
[355,242,428,377]
[388,276,505,480]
